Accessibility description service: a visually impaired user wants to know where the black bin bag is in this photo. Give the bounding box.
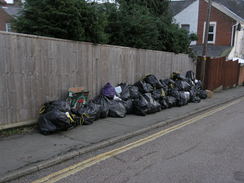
[175,80,191,91]
[143,93,161,114]
[144,74,163,89]
[118,83,131,101]
[189,89,201,103]
[38,110,73,135]
[159,80,169,94]
[171,72,186,81]
[121,99,133,114]
[152,89,166,100]
[169,89,188,106]
[92,95,110,118]
[198,90,208,99]
[75,102,101,125]
[186,70,196,81]
[134,81,153,93]
[160,79,176,90]
[158,97,169,109]
[129,85,140,99]
[40,100,70,114]
[108,100,127,118]
[177,92,189,106]
[133,95,150,116]
[165,96,177,108]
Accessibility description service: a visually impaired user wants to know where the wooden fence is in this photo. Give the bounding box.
[196,57,240,91]
[238,65,244,85]
[0,31,195,129]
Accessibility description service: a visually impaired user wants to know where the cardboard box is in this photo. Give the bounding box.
[68,87,89,97]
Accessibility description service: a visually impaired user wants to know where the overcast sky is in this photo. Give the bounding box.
[5,0,13,3]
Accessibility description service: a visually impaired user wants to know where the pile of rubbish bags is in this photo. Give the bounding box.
[38,71,208,135]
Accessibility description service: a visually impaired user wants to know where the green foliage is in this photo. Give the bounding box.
[13,0,108,42]
[160,24,191,53]
[14,0,84,40]
[106,3,160,49]
[79,2,109,43]
[106,0,191,53]
[13,0,193,54]
[118,0,170,17]
[189,33,198,41]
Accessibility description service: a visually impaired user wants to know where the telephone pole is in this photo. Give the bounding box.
[202,0,212,57]
[200,0,212,88]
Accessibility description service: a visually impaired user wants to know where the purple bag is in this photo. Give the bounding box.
[101,82,116,99]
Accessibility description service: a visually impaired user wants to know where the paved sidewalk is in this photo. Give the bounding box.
[1,86,244,182]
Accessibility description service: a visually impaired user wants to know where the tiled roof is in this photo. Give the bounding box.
[1,6,21,17]
[169,0,196,16]
[213,0,244,19]
[190,45,232,57]
[170,0,244,20]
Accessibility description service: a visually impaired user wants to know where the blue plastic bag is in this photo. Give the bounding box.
[101,82,116,99]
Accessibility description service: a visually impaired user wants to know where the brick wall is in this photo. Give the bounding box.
[0,0,23,31]
[197,0,236,46]
[0,8,12,31]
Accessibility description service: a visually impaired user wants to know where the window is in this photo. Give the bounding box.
[203,22,216,44]
[181,24,190,32]
[5,23,12,32]
[208,25,214,42]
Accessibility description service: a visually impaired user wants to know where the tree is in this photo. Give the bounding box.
[78,2,108,43]
[106,0,193,53]
[117,0,170,17]
[106,2,161,49]
[14,0,84,40]
[13,0,108,43]
[158,23,192,53]
[13,0,194,54]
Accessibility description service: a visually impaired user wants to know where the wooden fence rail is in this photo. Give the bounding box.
[0,31,196,129]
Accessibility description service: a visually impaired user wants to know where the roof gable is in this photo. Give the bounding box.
[208,0,244,23]
[213,0,244,20]
[169,0,196,16]
[170,0,244,22]
[2,6,21,17]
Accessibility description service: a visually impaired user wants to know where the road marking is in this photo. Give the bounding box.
[32,98,243,183]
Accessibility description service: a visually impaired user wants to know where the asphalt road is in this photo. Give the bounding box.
[13,99,244,183]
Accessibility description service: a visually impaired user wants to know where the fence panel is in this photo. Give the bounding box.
[222,60,240,89]
[197,56,240,91]
[204,57,223,90]
[238,66,244,85]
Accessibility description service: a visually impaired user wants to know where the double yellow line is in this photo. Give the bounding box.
[33,98,243,183]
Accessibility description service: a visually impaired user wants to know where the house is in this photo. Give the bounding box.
[170,0,244,59]
[0,0,23,32]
